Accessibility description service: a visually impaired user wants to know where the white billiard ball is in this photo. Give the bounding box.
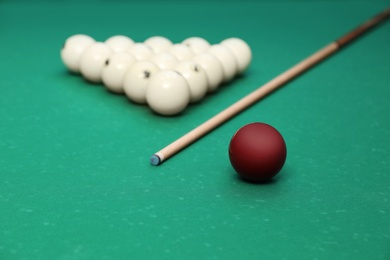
[144,36,173,54]
[192,53,224,92]
[127,43,154,61]
[105,35,134,53]
[169,44,194,61]
[151,52,178,70]
[220,38,252,74]
[61,34,95,73]
[174,61,208,103]
[208,44,238,82]
[80,42,113,83]
[146,70,190,116]
[182,37,210,54]
[102,52,136,93]
[123,60,160,104]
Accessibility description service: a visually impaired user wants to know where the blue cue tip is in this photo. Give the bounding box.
[150,154,161,166]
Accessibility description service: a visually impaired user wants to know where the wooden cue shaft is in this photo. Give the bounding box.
[150,7,390,166]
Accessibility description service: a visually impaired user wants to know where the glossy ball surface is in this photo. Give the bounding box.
[61,34,95,73]
[151,52,178,70]
[169,44,194,61]
[102,52,136,93]
[146,70,190,116]
[127,43,154,61]
[229,123,287,182]
[105,35,134,53]
[208,44,238,82]
[182,37,210,54]
[174,61,208,103]
[123,60,160,104]
[192,53,223,92]
[144,36,173,54]
[80,42,112,83]
[221,38,252,74]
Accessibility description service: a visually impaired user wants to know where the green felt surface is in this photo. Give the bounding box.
[1,0,390,259]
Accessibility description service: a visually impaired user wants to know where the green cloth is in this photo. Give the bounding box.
[1,1,389,259]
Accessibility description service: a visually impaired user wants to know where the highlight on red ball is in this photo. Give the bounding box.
[228,122,287,182]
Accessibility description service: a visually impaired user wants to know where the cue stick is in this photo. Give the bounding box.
[150,7,390,166]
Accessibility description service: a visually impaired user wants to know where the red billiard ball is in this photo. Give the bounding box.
[229,122,287,182]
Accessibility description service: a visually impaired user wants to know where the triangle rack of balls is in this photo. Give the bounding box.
[61,35,252,116]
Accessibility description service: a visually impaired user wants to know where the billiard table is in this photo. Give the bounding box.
[1,0,389,259]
